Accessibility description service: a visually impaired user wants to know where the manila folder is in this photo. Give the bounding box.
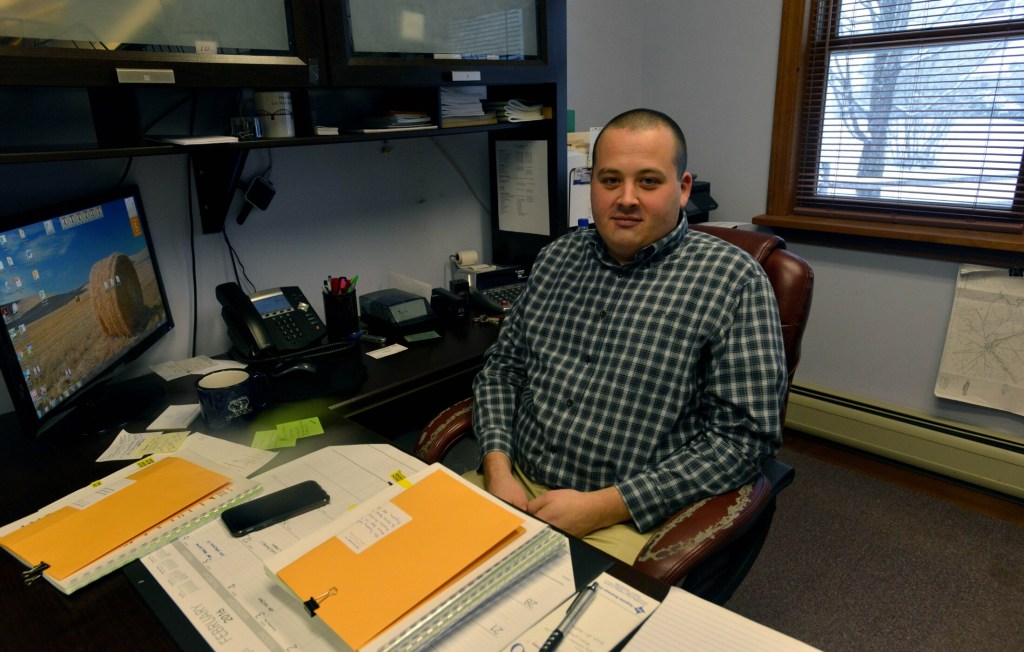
[274,467,523,649]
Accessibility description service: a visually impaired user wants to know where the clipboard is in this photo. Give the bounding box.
[267,464,565,651]
[0,456,246,593]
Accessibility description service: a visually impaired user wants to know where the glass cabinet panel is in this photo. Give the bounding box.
[0,0,294,55]
[346,0,540,60]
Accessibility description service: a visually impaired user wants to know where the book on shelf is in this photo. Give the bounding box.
[265,463,566,652]
[0,455,259,595]
[441,111,498,128]
[362,112,433,127]
[318,111,438,134]
[348,125,439,134]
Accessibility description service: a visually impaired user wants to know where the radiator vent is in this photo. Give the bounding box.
[786,382,1024,499]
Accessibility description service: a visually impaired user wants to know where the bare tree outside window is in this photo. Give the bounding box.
[817,0,1024,211]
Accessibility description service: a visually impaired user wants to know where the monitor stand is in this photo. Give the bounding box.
[42,374,167,439]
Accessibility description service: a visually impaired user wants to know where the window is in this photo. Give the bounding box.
[757,0,1024,259]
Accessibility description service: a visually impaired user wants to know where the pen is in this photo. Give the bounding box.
[539,581,598,652]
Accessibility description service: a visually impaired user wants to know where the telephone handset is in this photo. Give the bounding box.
[216,283,326,359]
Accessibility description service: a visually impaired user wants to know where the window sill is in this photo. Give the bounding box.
[754,214,1024,267]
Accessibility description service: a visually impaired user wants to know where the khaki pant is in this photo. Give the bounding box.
[463,464,652,565]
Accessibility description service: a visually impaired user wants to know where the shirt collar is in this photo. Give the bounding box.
[593,212,690,269]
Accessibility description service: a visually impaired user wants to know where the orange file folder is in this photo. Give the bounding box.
[275,469,524,649]
[0,457,229,580]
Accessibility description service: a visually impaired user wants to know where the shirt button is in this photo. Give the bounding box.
[566,398,574,408]
[584,354,593,363]
[599,309,608,319]
[549,444,559,453]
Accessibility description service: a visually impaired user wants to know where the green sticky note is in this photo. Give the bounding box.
[253,430,283,450]
[404,331,441,342]
[276,416,324,439]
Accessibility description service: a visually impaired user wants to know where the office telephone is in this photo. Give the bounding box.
[216,283,327,359]
[453,265,528,314]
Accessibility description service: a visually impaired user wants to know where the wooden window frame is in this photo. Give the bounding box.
[754,0,1024,267]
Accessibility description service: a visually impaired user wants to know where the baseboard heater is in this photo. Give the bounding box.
[785,382,1024,500]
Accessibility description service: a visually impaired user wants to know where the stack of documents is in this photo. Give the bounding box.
[484,98,548,122]
[350,111,437,134]
[266,464,566,651]
[441,86,497,128]
[0,439,261,594]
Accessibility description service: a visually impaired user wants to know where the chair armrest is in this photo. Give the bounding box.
[632,472,773,587]
[414,397,475,463]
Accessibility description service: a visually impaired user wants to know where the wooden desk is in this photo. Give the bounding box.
[0,324,666,651]
[0,400,384,651]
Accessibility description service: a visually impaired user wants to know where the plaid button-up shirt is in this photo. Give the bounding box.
[472,220,787,531]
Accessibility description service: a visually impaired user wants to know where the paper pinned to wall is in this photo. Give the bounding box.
[496,140,550,235]
[935,264,1024,417]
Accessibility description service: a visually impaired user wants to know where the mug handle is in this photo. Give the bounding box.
[251,371,270,409]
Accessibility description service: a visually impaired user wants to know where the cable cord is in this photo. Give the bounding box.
[187,154,199,357]
[221,224,256,293]
[429,137,489,214]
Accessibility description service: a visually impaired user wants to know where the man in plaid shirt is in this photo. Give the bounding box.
[470,108,788,563]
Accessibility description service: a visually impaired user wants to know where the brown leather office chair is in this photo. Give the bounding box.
[414,224,814,605]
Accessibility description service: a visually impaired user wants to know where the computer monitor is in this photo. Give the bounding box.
[0,186,174,437]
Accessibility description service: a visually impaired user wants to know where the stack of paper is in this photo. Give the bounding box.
[441,86,497,128]
[622,586,819,651]
[484,98,547,122]
[350,111,437,134]
[0,456,257,594]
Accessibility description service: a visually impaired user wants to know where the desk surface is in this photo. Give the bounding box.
[0,323,666,651]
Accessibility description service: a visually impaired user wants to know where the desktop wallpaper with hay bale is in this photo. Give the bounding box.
[0,198,167,417]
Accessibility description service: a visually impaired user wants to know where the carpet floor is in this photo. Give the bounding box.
[727,446,1024,651]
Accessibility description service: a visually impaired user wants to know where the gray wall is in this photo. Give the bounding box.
[3,0,1021,443]
[565,0,1022,441]
[0,136,491,414]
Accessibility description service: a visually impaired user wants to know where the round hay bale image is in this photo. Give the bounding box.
[89,253,147,337]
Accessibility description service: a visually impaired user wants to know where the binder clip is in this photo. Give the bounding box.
[304,587,337,617]
[22,562,50,586]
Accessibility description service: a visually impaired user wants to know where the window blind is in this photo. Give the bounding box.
[796,0,1024,233]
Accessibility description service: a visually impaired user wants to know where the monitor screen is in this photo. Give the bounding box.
[0,186,173,436]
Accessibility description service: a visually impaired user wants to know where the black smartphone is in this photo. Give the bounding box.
[221,480,330,537]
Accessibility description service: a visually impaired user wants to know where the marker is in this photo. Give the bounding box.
[539,582,598,651]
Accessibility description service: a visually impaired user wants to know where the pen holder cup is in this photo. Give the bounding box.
[323,291,360,342]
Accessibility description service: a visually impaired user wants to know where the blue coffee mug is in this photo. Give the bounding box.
[196,369,269,430]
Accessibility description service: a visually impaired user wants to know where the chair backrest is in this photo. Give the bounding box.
[689,224,814,394]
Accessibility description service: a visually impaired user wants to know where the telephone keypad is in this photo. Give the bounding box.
[484,283,526,308]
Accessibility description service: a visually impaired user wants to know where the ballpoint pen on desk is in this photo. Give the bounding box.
[539,581,599,652]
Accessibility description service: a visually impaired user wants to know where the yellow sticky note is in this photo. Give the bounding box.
[390,470,413,488]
